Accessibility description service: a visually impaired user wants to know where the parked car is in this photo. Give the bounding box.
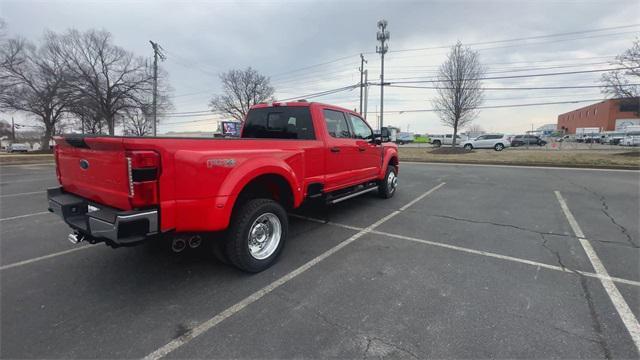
[510,135,547,147]
[462,134,511,151]
[47,101,399,273]
[396,132,414,145]
[602,132,625,145]
[7,143,29,153]
[430,134,466,147]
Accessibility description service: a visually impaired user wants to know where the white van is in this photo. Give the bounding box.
[620,131,640,146]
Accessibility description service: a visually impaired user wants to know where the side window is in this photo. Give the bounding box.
[445,134,452,138]
[476,135,486,140]
[348,114,373,140]
[323,109,351,138]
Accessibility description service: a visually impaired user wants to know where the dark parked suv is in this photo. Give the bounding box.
[511,135,547,147]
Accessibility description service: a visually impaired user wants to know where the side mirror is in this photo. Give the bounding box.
[381,127,391,142]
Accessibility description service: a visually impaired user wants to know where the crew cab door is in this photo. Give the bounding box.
[347,113,380,181]
[321,109,358,191]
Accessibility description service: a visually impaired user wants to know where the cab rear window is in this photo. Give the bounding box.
[242,107,315,139]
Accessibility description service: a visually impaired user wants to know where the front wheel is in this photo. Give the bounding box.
[378,166,398,199]
[463,144,473,151]
[494,143,505,151]
[225,199,288,273]
[432,141,441,148]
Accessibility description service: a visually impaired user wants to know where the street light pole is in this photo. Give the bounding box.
[359,53,367,115]
[376,20,389,133]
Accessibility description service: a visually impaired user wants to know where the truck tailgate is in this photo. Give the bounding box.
[55,137,132,210]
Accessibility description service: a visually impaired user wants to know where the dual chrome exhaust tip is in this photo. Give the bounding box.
[68,233,85,244]
[171,235,202,252]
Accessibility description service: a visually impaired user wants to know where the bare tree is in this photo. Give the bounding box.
[601,37,639,114]
[48,29,153,135]
[0,37,72,149]
[432,42,485,147]
[466,124,485,135]
[124,66,173,136]
[0,119,11,138]
[209,67,274,122]
[68,97,106,134]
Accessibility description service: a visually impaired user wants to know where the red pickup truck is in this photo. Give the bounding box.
[47,101,399,272]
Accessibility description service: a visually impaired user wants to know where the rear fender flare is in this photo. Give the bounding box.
[221,159,303,210]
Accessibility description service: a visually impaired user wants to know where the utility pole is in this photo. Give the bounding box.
[149,41,166,137]
[11,117,15,141]
[363,69,369,120]
[376,20,389,133]
[359,54,367,115]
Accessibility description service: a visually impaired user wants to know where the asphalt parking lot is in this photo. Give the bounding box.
[1,162,639,359]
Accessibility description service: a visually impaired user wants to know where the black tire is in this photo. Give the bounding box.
[494,143,505,151]
[463,144,473,151]
[378,165,398,199]
[432,140,441,148]
[225,199,288,273]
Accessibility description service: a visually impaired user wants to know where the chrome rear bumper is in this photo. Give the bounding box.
[47,187,158,245]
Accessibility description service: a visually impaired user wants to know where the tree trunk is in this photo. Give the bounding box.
[451,119,459,147]
[41,126,53,151]
[107,115,115,135]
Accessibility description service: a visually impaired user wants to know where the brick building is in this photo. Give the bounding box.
[557,98,640,134]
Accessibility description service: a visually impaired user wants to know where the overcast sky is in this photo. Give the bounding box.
[1,0,639,134]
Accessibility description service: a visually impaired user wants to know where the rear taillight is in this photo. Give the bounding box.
[125,150,160,208]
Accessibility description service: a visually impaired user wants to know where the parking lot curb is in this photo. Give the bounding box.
[0,154,54,165]
[401,158,640,171]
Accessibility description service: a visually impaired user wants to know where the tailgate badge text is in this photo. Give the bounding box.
[207,159,236,168]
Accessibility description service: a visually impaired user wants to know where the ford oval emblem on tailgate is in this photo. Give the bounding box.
[79,159,90,170]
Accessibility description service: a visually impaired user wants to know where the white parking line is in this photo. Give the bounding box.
[0,176,55,184]
[0,246,94,271]
[143,182,446,360]
[0,162,54,168]
[555,191,640,353]
[403,161,640,172]
[0,211,50,222]
[291,214,640,288]
[0,191,44,198]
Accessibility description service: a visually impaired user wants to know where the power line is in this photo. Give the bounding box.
[383,66,638,84]
[388,24,639,53]
[381,99,607,114]
[277,84,360,102]
[386,83,640,90]
[163,84,360,119]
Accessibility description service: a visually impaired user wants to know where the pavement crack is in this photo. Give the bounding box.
[275,292,423,359]
[506,311,601,345]
[362,338,372,360]
[539,233,567,271]
[574,273,613,359]
[416,212,638,249]
[558,177,638,248]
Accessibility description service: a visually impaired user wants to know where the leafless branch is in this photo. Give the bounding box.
[432,42,485,147]
[209,67,274,122]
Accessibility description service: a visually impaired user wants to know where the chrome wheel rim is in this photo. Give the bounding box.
[387,171,398,194]
[248,213,281,260]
